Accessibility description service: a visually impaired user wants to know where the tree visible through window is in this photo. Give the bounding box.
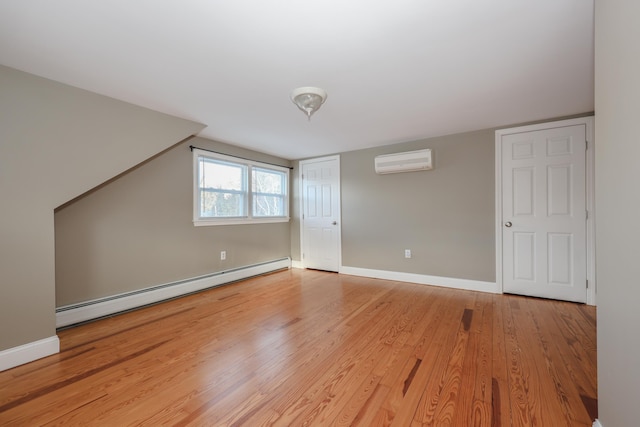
[253,167,286,217]
[193,149,289,225]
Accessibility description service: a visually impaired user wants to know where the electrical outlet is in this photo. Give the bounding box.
[220,250,226,260]
[404,249,411,259]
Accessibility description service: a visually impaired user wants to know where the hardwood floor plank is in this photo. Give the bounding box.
[548,302,598,397]
[402,359,422,397]
[491,295,512,427]
[0,340,167,413]
[412,297,474,424]
[388,291,465,426]
[452,292,493,427]
[0,270,597,426]
[328,290,436,427]
[351,384,392,427]
[580,394,598,421]
[506,295,591,426]
[521,297,594,425]
[502,297,533,426]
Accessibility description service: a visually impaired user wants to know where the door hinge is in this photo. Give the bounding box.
[586,210,589,220]
[585,140,588,150]
[586,279,589,289]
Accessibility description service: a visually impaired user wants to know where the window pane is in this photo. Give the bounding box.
[198,156,247,218]
[200,190,244,217]
[252,167,285,195]
[253,195,285,217]
[252,167,287,217]
[200,158,245,191]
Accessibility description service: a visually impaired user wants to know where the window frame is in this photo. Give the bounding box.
[193,149,290,226]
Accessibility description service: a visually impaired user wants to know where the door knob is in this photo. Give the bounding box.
[332,221,337,225]
[505,221,512,228]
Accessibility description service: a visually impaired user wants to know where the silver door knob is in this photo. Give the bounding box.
[505,221,512,228]
[332,221,337,225]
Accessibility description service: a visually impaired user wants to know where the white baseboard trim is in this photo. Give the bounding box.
[340,266,500,294]
[291,260,303,269]
[592,420,603,427]
[0,336,60,372]
[56,258,291,328]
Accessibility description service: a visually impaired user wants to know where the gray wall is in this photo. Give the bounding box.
[291,119,591,283]
[0,66,203,352]
[55,137,292,306]
[595,1,640,426]
[340,130,496,282]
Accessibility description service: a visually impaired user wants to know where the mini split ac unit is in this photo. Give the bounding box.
[374,149,433,174]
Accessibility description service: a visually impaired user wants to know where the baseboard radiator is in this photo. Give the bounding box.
[56,258,291,328]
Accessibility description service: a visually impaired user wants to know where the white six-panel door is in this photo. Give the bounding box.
[500,124,587,303]
[301,156,341,272]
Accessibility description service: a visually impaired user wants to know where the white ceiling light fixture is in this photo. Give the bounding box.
[290,87,327,120]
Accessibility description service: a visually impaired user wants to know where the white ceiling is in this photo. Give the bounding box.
[0,1,594,160]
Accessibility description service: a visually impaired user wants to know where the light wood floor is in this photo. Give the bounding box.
[0,269,597,426]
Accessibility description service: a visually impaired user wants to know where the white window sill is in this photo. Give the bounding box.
[194,217,290,227]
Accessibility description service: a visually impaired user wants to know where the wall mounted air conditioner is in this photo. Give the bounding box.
[374,149,433,174]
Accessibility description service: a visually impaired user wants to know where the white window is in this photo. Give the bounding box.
[193,149,289,226]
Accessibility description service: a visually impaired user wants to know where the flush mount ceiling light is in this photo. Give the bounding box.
[290,87,327,120]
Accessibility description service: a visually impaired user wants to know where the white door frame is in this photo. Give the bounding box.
[299,155,342,271]
[495,117,596,305]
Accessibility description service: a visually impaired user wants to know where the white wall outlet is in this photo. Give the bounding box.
[220,250,226,260]
[404,249,411,259]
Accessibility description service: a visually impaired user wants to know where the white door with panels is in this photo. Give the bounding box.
[301,156,341,272]
[498,121,590,303]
